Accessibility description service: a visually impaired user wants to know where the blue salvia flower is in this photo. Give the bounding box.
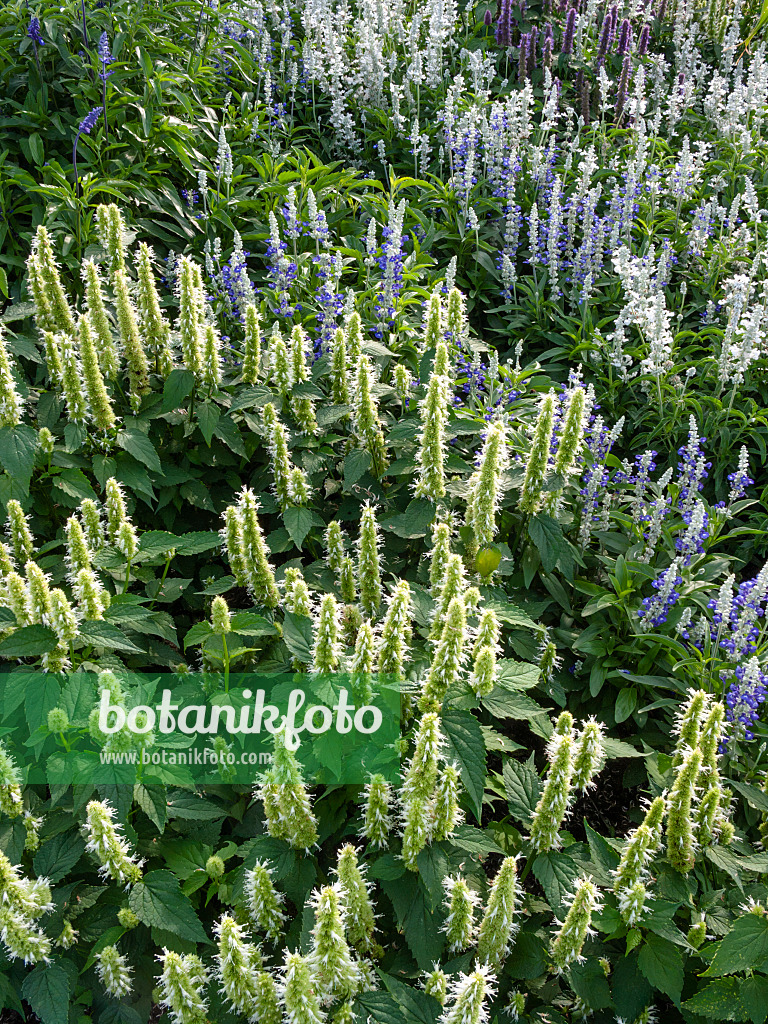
[27,17,44,46]
[73,107,103,198]
[98,33,114,143]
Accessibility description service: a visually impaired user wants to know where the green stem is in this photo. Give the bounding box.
[222,632,230,693]
[123,558,132,594]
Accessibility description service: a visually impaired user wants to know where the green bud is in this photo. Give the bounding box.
[423,966,447,1005]
[118,907,140,929]
[665,747,703,873]
[211,596,231,634]
[352,355,388,475]
[687,920,707,948]
[308,883,360,1001]
[311,594,341,673]
[6,500,35,566]
[206,854,225,880]
[377,580,412,680]
[47,707,70,734]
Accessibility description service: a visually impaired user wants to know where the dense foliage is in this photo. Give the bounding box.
[3,1,768,1023]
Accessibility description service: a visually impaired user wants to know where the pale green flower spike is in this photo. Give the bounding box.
[430,553,465,640]
[74,568,108,620]
[420,595,467,713]
[78,315,116,431]
[136,242,173,377]
[424,965,448,1005]
[351,619,374,700]
[118,907,140,930]
[345,310,363,365]
[177,256,203,378]
[687,920,707,948]
[665,746,703,873]
[572,717,606,792]
[429,521,453,591]
[308,882,360,1001]
[32,225,76,334]
[442,876,479,952]
[357,503,382,617]
[474,608,500,657]
[56,919,77,948]
[432,763,463,841]
[0,905,51,964]
[325,521,346,573]
[467,421,509,555]
[116,519,138,562]
[42,330,63,385]
[335,845,376,954]
[694,702,730,846]
[352,355,388,475]
[263,402,293,508]
[245,859,286,942]
[220,505,248,587]
[339,557,356,603]
[446,287,468,351]
[414,339,450,501]
[612,794,666,897]
[113,268,150,411]
[283,567,312,617]
[202,322,222,388]
[331,327,349,405]
[392,362,411,409]
[545,383,591,514]
[528,730,575,853]
[290,324,310,384]
[84,800,143,886]
[4,572,30,626]
[6,500,35,565]
[360,773,392,849]
[0,540,14,578]
[96,944,133,997]
[439,965,496,1024]
[270,325,291,397]
[0,742,22,818]
[401,712,443,868]
[477,856,519,966]
[0,850,52,921]
[37,427,54,456]
[377,580,412,680]
[280,950,325,1024]
[312,594,342,673]
[156,950,209,1024]
[60,332,88,424]
[80,498,105,551]
[0,323,22,429]
[242,303,262,383]
[49,589,78,645]
[671,689,710,767]
[537,628,562,681]
[470,646,496,698]
[25,561,53,626]
[238,487,280,608]
[254,969,282,1024]
[617,879,649,929]
[82,259,118,377]
[26,252,56,334]
[519,391,556,515]
[505,991,526,1021]
[332,1002,356,1024]
[65,517,91,584]
[210,596,231,634]
[549,876,602,973]
[214,915,263,1017]
[423,291,443,352]
[258,727,318,851]
[96,203,127,275]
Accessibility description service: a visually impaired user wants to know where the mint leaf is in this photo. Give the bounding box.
[129,869,209,944]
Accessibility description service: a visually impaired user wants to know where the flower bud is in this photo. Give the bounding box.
[442,876,478,952]
[420,595,467,712]
[210,596,231,634]
[283,567,311,616]
[31,225,75,334]
[440,966,496,1024]
[96,204,127,275]
[312,594,341,673]
[113,269,149,411]
[238,488,279,607]
[687,920,707,948]
[79,315,116,431]
[47,707,70,733]
[424,966,447,1005]
[429,522,453,591]
[377,581,412,680]
[220,505,247,586]
[118,907,140,929]
[258,728,318,851]
[206,854,225,880]
[280,951,325,1024]
[6,501,34,566]
[176,256,203,378]
[215,914,263,1016]
[331,327,349,405]
[467,422,508,549]
[414,340,450,501]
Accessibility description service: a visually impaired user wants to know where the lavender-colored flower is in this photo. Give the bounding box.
[561,7,577,55]
[483,9,493,26]
[28,17,44,46]
[73,107,103,198]
[496,0,514,47]
[616,18,632,55]
[637,23,650,55]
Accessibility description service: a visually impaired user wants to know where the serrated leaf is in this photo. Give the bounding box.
[134,783,168,833]
[173,531,221,555]
[184,621,214,649]
[161,368,195,412]
[77,621,145,654]
[532,851,581,912]
[354,992,407,1024]
[21,964,70,1024]
[282,611,313,663]
[129,869,209,943]
[213,415,247,456]
[33,831,85,882]
[682,978,749,1020]
[483,686,548,721]
[448,825,504,855]
[117,427,162,472]
[528,514,573,580]
[344,449,371,488]
[381,874,444,969]
[0,624,58,658]
[380,498,435,539]
[705,913,768,976]
[197,401,221,445]
[0,423,38,489]
[741,975,768,1024]
[637,933,684,1003]
[440,709,485,823]
[503,756,542,822]
[284,506,319,549]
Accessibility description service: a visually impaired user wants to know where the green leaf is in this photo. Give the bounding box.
[568,957,613,1011]
[77,621,145,654]
[353,992,407,1024]
[230,612,277,637]
[380,498,435,539]
[284,506,320,549]
[728,780,768,813]
[184,621,214,650]
[52,467,98,506]
[483,686,548,722]
[503,756,542,822]
[21,963,70,1024]
[506,931,548,980]
[213,415,247,457]
[496,659,541,689]
[682,979,749,1021]
[33,831,85,882]
[448,825,504,855]
[0,624,58,658]
[161,368,195,412]
[129,869,209,944]
[705,913,768,976]
[584,821,620,874]
[173,531,221,555]
[611,952,654,1023]
[741,975,768,1024]
[532,851,581,912]
[528,514,573,580]
[381,874,444,969]
[637,933,684,1003]
[0,423,38,489]
[440,709,486,823]
[282,612,314,663]
[197,401,221,445]
[117,427,162,473]
[381,975,439,1024]
[134,783,168,833]
[615,687,637,723]
[344,449,371,488]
